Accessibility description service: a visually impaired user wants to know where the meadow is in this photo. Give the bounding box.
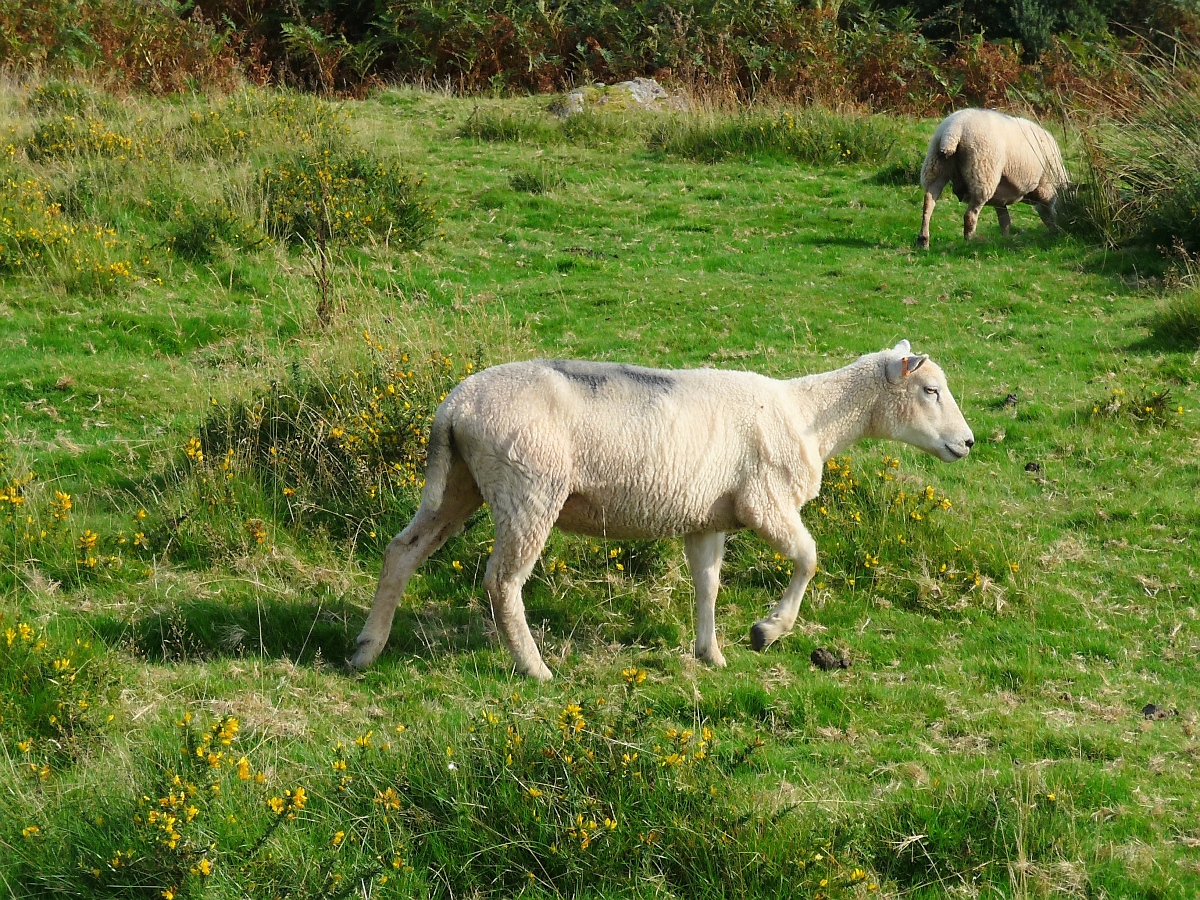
[0,79,1198,898]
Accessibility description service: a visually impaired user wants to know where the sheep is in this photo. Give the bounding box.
[351,341,975,681]
[917,108,1067,249]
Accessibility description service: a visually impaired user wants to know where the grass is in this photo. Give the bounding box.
[1,81,1199,898]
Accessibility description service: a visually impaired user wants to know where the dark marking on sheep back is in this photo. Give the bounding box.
[547,360,674,394]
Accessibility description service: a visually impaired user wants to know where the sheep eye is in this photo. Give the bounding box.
[923,386,939,397]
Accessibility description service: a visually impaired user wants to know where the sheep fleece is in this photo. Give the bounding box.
[426,360,859,538]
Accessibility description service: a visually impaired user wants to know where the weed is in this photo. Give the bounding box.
[1148,286,1200,347]
[650,107,900,165]
[509,161,564,194]
[1088,384,1183,426]
[460,108,556,143]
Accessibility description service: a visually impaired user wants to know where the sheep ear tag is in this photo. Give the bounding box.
[886,353,928,383]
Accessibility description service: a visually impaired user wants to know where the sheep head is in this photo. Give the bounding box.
[878,340,974,462]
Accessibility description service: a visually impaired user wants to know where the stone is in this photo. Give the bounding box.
[548,77,680,119]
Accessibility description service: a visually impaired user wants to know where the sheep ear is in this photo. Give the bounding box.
[886,354,928,383]
[893,339,911,354]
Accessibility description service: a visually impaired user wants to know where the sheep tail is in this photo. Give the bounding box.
[936,119,963,158]
[421,409,454,514]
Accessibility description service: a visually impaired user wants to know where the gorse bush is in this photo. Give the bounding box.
[192,338,476,546]
[729,454,1017,614]
[8,679,878,898]
[258,146,434,246]
[0,168,139,292]
[650,108,900,165]
[165,91,351,161]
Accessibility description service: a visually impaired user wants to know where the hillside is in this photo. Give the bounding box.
[1,82,1199,898]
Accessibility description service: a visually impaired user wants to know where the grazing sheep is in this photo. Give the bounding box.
[351,341,974,680]
[917,108,1067,249]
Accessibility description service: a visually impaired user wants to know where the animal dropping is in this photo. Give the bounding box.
[352,341,975,681]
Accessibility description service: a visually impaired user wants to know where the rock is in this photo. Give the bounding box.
[548,77,681,119]
[811,648,851,671]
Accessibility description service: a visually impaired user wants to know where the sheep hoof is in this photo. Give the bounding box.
[696,647,727,668]
[349,635,383,670]
[916,235,930,250]
[524,662,553,683]
[749,622,774,652]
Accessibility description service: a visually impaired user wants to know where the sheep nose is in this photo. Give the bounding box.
[965,438,975,449]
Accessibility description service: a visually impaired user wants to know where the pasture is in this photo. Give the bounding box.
[1,82,1198,898]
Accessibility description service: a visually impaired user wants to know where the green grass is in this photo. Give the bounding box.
[2,82,1200,898]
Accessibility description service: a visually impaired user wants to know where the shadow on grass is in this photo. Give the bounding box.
[89,597,492,667]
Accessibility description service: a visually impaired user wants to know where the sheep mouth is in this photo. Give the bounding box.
[943,443,968,460]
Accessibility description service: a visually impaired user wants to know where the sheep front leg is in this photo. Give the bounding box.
[963,199,987,241]
[351,464,482,669]
[685,531,727,667]
[747,509,817,652]
[485,515,557,682]
[917,177,947,250]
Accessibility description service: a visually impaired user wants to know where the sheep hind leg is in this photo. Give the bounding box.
[351,458,483,669]
[685,531,727,667]
[485,506,563,682]
[996,206,1012,236]
[963,198,987,241]
[747,509,817,652]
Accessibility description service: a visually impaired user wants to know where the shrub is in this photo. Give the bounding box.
[1063,47,1200,253]
[161,197,265,261]
[0,614,109,771]
[24,79,119,117]
[167,90,352,161]
[257,146,434,247]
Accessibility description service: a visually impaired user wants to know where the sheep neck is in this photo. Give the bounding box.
[788,358,879,461]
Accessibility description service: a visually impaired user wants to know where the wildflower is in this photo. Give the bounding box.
[236,757,251,780]
[356,730,373,748]
[332,830,345,847]
[452,560,463,571]
[621,666,647,685]
[193,858,213,876]
[22,825,40,838]
[527,787,543,798]
[375,787,401,810]
[1009,562,1019,573]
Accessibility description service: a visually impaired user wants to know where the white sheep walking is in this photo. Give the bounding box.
[351,341,975,680]
[917,108,1067,248]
